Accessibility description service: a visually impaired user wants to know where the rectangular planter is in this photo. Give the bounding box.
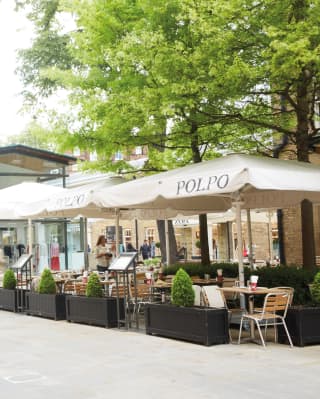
[0,289,17,312]
[66,296,124,328]
[278,306,320,347]
[26,292,66,320]
[145,303,229,346]
[0,289,28,312]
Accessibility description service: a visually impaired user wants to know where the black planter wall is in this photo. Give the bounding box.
[278,306,320,347]
[26,293,66,320]
[0,289,17,312]
[66,296,124,328]
[145,304,229,346]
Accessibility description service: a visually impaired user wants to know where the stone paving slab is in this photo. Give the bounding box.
[0,311,319,399]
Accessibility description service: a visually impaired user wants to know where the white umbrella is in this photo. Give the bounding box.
[0,182,65,219]
[20,154,320,284]
[0,182,65,255]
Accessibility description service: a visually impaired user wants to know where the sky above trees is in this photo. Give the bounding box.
[0,0,33,142]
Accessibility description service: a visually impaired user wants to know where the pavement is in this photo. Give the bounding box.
[0,311,319,399]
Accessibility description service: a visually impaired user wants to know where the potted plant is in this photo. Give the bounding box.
[0,269,18,312]
[26,268,66,320]
[145,268,229,345]
[278,271,320,346]
[66,273,123,328]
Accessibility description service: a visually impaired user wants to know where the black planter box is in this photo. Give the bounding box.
[0,289,29,312]
[26,292,66,320]
[0,289,17,312]
[278,306,320,347]
[145,303,229,346]
[66,296,124,328]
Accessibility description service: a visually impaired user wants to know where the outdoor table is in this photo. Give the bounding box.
[219,286,278,340]
[151,281,172,302]
[191,279,218,287]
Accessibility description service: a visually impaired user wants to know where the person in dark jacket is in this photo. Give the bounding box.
[140,240,150,260]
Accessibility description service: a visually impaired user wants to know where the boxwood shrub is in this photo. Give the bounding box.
[3,269,16,290]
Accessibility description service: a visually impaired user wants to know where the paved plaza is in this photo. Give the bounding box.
[0,311,319,399]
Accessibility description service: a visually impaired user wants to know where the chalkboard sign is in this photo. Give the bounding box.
[11,254,33,270]
[108,252,137,271]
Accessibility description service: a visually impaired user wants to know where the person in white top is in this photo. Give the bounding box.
[95,235,112,272]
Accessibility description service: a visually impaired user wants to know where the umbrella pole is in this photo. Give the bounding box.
[234,200,246,310]
[28,218,33,256]
[165,219,170,265]
[246,209,254,269]
[115,209,120,257]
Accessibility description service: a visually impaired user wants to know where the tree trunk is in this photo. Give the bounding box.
[190,122,210,266]
[156,220,177,265]
[296,68,316,268]
[301,199,316,269]
[199,214,210,265]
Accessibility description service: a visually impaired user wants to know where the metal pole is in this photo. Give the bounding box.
[165,219,170,265]
[28,218,33,256]
[234,201,245,285]
[268,211,273,265]
[246,209,254,269]
[115,209,120,256]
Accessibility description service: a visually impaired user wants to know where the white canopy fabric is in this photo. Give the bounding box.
[0,182,65,219]
[93,154,320,211]
[19,154,320,285]
[21,154,320,218]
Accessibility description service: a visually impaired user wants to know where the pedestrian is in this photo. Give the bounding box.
[95,235,112,272]
[126,242,136,252]
[140,240,150,260]
[149,239,156,258]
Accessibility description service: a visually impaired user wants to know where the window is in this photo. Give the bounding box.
[124,228,132,243]
[114,151,123,160]
[145,228,155,241]
[135,146,142,155]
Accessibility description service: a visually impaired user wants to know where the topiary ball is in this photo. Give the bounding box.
[3,269,16,290]
[311,271,320,304]
[38,268,56,294]
[86,273,103,298]
[171,268,195,307]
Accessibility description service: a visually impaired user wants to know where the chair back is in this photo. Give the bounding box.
[262,292,290,317]
[192,285,201,306]
[272,287,294,305]
[202,285,226,308]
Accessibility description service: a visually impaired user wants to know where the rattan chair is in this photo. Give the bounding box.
[238,292,293,348]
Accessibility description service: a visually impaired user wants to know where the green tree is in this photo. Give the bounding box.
[15,1,320,267]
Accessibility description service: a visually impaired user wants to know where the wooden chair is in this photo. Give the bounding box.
[75,282,87,296]
[272,287,294,305]
[238,292,293,348]
[64,280,76,294]
[130,283,152,313]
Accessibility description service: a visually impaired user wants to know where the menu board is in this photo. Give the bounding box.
[11,254,33,270]
[108,252,137,271]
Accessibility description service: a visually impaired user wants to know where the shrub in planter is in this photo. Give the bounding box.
[3,269,16,290]
[0,269,18,312]
[66,273,122,328]
[146,267,229,345]
[310,272,320,304]
[26,268,66,320]
[86,273,103,297]
[38,268,56,294]
[171,268,195,307]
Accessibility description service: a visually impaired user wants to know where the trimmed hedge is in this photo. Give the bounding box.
[164,262,239,278]
[163,263,317,305]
